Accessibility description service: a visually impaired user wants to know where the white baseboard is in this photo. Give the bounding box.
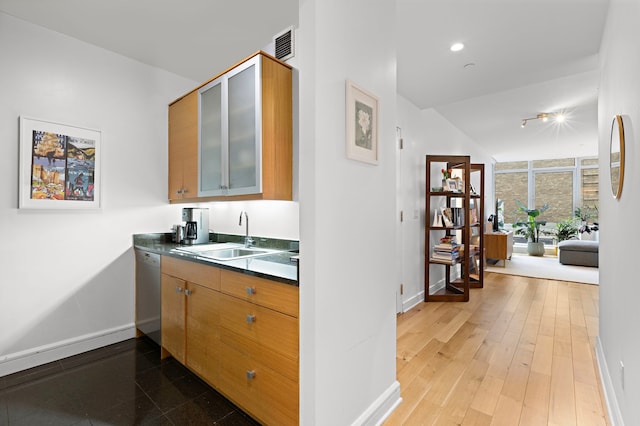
[595,336,624,426]
[429,279,445,295]
[0,323,136,377]
[400,278,446,313]
[351,380,402,426]
[402,291,424,312]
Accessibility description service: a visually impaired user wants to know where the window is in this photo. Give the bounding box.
[494,157,598,226]
[495,172,527,224]
[534,170,573,222]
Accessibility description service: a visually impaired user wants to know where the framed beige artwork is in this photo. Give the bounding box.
[345,80,379,165]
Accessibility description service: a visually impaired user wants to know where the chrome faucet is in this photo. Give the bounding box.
[239,211,254,248]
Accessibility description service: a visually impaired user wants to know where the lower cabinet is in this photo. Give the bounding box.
[160,274,187,364]
[161,259,220,387]
[160,256,299,425]
[184,282,220,384]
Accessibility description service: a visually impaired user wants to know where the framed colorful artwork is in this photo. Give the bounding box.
[19,116,101,209]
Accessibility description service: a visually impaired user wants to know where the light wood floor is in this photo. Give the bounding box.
[385,272,608,426]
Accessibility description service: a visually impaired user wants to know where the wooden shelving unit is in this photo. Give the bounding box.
[424,155,484,302]
[469,163,484,289]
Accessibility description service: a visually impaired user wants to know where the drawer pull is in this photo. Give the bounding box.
[246,370,256,380]
[246,287,257,295]
[246,314,256,323]
[185,289,192,296]
[175,287,183,293]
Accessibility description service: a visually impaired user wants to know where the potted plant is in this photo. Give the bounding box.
[512,200,549,256]
[553,218,579,242]
[575,205,599,240]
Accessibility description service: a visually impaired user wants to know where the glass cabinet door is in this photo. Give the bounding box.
[227,56,261,195]
[199,77,224,196]
[198,55,262,197]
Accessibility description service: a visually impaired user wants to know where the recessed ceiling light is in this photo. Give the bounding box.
[450,42,464,52]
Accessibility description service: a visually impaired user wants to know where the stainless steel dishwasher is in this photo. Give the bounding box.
[135,249,161,346]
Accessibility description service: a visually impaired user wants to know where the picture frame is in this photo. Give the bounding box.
[19,116,101,209]
[445,178,458,192]
[441,207,454,227]
[454,177,464,191]
[345,80,379,165]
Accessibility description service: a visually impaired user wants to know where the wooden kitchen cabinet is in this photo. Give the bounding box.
[219,268,298,317]
[184,283,220,384]
[160,256,299,426]
[219,340,298,426]
[168,91,198,201]
[160,257,221,386]
[168,51,292,203]
[218,269,299,425]
[160,274,186,363]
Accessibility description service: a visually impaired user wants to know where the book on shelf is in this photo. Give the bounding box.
[433,244,460,254]
[451,207,464,227]
[431,250,460,261]
[429,257,458,265]
[470,206,478,224]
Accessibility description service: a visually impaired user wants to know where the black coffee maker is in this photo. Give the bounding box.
[181,208,210,245]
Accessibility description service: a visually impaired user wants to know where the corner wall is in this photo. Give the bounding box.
[297,0,400,424]
[597,1,640,424]
[396,95,495,310]
[0,12,198,374]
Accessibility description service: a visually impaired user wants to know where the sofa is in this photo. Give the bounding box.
[558,240,599,267]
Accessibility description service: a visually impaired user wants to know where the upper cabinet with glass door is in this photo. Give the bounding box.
[168,52,292,203]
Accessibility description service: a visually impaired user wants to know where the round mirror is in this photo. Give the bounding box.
[610,115,625,199]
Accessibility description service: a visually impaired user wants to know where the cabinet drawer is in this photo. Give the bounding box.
[162,256,220,291]
[219,293,298,361]
[219,326,298,382]
[220,269,298,317]
[219,342,298,426]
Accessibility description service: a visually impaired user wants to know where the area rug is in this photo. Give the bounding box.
[485,253,599,285]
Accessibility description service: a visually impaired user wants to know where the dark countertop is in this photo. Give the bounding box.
[133,233,299,286]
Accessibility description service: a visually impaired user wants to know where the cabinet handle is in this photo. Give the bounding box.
[175,287,183,293]
[246,287,256,295]
[185,289,192,296]
[246,370,256,380]
[246,314,256,323]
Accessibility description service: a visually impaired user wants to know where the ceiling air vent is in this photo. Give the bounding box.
[274,27,295,62]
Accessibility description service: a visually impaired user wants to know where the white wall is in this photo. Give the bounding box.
[298,0,400,424]
[192,200,299,241]
[0,12,192,374]
[597,1,640,424]
[0,13,300,375]
[396,95,494,310]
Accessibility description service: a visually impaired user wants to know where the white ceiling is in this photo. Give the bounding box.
[0,0,609,162]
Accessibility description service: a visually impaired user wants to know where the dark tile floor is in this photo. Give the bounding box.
[0,337,260,425]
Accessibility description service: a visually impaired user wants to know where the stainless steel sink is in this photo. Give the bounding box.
[172,243,241,253]
[197,247,281,261]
